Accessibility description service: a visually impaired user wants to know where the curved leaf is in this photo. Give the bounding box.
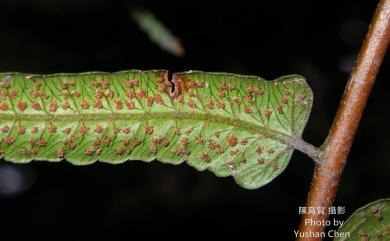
[0,70,313,189]
[335,199,390,241]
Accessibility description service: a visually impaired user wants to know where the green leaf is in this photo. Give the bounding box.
[131,7,185,57]
[0,70,313,189]
[335,199,390,241]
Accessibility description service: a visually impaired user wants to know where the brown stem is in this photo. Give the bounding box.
[296,0,390,240]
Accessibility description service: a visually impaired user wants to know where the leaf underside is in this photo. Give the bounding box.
[0,70,313,189]
[335,199,390,241]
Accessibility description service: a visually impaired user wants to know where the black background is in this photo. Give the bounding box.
[0,0,389,240]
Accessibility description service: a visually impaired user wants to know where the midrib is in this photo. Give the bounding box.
[0,111,296,149]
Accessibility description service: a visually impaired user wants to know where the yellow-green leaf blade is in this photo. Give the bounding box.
[0,70,313,189]
[334,199,390,241]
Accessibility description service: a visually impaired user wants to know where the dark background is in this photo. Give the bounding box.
[0,0,389,240]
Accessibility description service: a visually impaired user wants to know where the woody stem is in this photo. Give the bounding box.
[296,0,390,240]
